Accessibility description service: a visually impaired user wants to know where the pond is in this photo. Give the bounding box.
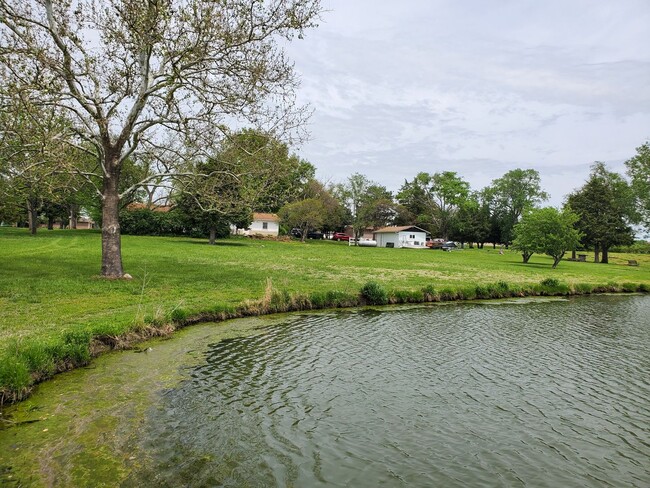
[1,295,649,487]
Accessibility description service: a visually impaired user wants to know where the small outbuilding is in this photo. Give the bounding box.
[231,212,280,237]
[373,226,429,249]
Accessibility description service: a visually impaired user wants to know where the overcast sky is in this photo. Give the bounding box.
[285,0,650,206]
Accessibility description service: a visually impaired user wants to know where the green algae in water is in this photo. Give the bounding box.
[2,296,649,487]
[0,316,273,487]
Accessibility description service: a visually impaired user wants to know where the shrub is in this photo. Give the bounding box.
[540,278,560,287]
[170,307,189,322]
[573,283,594,294]
[421,285,436,301]
[622,282,638,293]
[390,289,423,304]
[474,285,489,299]
[0,355,31,400]
[15,341,56,376]
[360,281,388,305]
[325,290,356,308]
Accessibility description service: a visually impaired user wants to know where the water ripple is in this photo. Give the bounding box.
[127,295,650,487]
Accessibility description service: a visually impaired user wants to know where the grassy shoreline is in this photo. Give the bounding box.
[1,227,649,404]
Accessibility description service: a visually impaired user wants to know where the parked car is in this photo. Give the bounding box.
[332,232,350,241]
[441,241,457,251]
[427,238,445,249]
[290,228,324,239]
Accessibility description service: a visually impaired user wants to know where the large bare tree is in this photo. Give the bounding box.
[0,0,320,277]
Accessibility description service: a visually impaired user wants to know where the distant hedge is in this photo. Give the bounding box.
[610,240,650,254]
[118,208,230,239]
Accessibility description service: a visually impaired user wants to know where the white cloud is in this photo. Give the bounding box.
[286,0,650,205]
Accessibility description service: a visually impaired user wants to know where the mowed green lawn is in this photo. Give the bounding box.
[1,227,649,398]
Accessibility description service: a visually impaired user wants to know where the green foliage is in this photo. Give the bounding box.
[397,171,470,238]
[119,207,230,238]
[513,207,582,267]
[360,281,388,305]
[449,193,491,245]
[0,355,31,397]
[279,198,326,241]
[336,174,394,239]
[390,289,424,303]
[566,163,636,263]
[487,169,548,244]
[301,180,348,233]
[170,308,189,322]
[421,285,436,301]
[621,282,638,292]
[13,341,56,377]
[610,240,650,254]
[625,141,650,231]
[309,290,356,308]
[540,278,560,287]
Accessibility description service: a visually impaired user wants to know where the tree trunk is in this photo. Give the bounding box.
[552,252,565,269]
[27,199,38,235]
[594,244,600,263]
[571,250,576,260]
[47,216,55,230]
[59,221,65,229]
[601,246,609,264]
[522,252,532,263]
[69,204,79,229]
[101,154,124,278]
[209,227,216,245]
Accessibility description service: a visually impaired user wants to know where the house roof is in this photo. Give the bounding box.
[253,212,279,222]
[126,203,173,212]
[373,225,429,234]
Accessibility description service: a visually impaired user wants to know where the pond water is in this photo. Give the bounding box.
[1,295,650,487]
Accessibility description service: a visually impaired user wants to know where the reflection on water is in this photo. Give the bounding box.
[123,295,650,487]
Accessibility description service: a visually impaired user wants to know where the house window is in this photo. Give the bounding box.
[409,234,415,239]
[262,222,268,230]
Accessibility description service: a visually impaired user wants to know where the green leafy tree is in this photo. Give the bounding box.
[512,207,582,268]
[566,163,636,263]
[0,0,321,277]
[279,198,325,242]
[625,140,650,231]
[397,171,470,238]
[449,193,491,247]
[358,184,396,230]
[175,130,307,244]
[335,174,394,242]
[224,130,315,213]
[488,169,548,245]
[396,173,431,230]
[301,179,348,233]
[0,96,79,234]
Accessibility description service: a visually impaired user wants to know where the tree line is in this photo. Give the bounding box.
[1,1,648,276]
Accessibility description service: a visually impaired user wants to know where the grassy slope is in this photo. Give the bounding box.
[1,227,649,398]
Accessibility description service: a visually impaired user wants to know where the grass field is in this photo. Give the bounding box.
[1,227,649,402]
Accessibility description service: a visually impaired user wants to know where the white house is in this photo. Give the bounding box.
[231,212,280,236]
[373,226,429,248]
